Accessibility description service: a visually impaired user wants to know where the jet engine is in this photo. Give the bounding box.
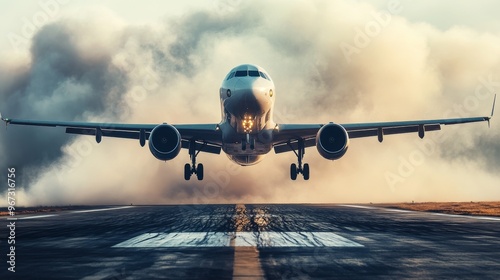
[316,123,349,160]
[148,124,182,161]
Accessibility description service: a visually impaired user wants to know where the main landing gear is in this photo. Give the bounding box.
[184,140,204,181]
[289,139,309,180]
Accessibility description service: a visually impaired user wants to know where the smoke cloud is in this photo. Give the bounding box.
[1,0,499,206]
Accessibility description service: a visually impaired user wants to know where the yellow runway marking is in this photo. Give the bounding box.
[232,204,264,279]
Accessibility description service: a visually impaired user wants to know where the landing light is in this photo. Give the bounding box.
[242,115,254,133]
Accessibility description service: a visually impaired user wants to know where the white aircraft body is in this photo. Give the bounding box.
[1,64,495,180]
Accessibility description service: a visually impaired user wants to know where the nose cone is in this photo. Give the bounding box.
[228,78,272,117]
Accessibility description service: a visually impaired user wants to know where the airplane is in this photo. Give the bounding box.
[1,64,496,181]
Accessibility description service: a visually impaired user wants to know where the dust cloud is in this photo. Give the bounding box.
[1,0,499,206]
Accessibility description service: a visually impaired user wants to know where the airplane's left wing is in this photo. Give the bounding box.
[273,98,495,154]
[0,115,222,154]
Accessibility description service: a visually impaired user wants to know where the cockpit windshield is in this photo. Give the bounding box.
[259,71,270,80]
[226,69,271,81]
[249,70,260,77]
[225,72,235,81]
[235,70,247,77]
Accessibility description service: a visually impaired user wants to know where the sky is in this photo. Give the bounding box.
[0,0,499,206]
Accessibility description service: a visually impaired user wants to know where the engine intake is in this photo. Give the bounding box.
[316,123,349,160]
[148,124,181,161]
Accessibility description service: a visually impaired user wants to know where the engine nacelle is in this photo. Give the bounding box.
[148,124,181,161]
[316,123,349,160]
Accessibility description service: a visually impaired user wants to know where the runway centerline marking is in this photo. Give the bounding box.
[232,204,264,279]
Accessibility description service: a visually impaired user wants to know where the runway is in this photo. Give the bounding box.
[2,204,500,279]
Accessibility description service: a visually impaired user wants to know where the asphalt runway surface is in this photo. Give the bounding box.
[2,204,500,279]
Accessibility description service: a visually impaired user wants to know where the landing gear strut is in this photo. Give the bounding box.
[241,134,255,151]
[184,140,204,181]
[289,139,309,180]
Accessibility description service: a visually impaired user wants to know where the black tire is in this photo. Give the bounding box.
[290,163,297,180]
[197,164,204,180]
[184,163,191,181]
[303,163,310,180]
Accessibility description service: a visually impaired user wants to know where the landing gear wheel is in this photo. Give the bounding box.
[289,139,311,180]
[242,141,247,151]
[186,139,207,180]
[290,163,298,180]
[184,163,191,181]
[303,163,310,180]
[196,164,204,180]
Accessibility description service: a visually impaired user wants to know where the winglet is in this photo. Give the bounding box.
[1,112,10,126]
[487,94,496,128]
[491,94,496,118]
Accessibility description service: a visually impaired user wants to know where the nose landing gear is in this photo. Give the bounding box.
[241,134,255,151]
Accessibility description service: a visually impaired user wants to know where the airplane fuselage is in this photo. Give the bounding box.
[219,64,276,165]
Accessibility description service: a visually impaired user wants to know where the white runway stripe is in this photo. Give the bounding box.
[236,232,364,247]
[340,205,500,221]
[113,232,364,248]
[431,212,500,221]
[385,209,412,213]
[71,206,134,213]
[18,214,59,220]
[113,232,231,247]
[339,205,377,210]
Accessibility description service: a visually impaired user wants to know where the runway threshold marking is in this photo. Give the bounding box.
[112,204,363,248]
[113,232,231,247]
[112,231,364,248]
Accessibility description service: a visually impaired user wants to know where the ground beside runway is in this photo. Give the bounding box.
[375,201,500,216]
[2,204,500,279]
